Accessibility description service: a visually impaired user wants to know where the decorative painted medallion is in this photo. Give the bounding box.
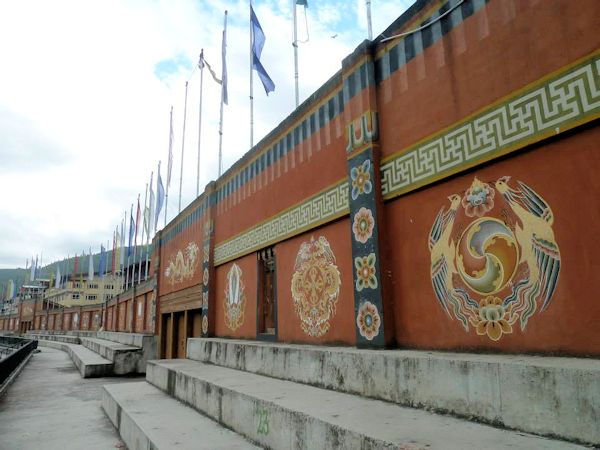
[291,236,341,337]
[356,301,381,341]
[352,207,375,244]
[354,253,378,291]
[203,268,209,286]
[224,263,246,331]
[201,315,209,334]
[165,242,200,285]
[350,159,373,200]
[428,176,561,341]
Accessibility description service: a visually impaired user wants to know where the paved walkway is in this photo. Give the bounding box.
[0,346,143,450]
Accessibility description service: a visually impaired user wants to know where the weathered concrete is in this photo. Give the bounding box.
[37,339,113,378]
[103,381,261,450]
[187,338,600,446]
[146,358,584,450]
[0,347,141,449]
[97,331,156,372]
[27,330,97,338]
[28,333,80,344]
[80,337,143,375]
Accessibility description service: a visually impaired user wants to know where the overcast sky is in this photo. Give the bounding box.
[0,0,411,269]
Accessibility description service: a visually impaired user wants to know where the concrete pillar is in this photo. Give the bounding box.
[201,182,216,338]
[342,41,394,348]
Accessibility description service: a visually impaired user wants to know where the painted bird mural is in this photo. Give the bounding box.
[429,194,464,322]
[495,176,561,328]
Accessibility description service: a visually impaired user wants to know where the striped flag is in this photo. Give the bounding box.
[251,5,275,94]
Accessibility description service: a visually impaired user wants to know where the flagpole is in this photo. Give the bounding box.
[126,204,133,290]
[106,240,110,278]
[179,82,189,213]
[132,194,140,289]
[197,50,205,197]
[145,171,154,282]
[292,0,299,108]
[138,183,148,285]
[366,0,373,40]
[249,2,254,149]
[218,10,228,177]
[165,107,173,228]
[121,211,126,287]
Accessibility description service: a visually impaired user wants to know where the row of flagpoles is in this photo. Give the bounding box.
[4,1,377,301]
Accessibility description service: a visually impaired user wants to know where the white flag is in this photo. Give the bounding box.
[88,248,94,281]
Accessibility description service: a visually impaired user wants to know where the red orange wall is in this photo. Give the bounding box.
[377,0,600,161]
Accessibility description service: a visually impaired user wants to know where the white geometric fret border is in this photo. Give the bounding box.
[381,54,600,197]
[214,182,349,265]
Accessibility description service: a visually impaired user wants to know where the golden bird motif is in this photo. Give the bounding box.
[429,194,464,322]
[495,176,561,327]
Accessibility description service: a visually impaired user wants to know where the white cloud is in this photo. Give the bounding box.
[0,0,408,269]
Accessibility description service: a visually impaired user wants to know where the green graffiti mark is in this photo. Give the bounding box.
[256,408,269,435]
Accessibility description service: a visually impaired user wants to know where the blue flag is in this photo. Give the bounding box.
[155,167,165,230]
[98,245,106,278]
[250,6,275,95]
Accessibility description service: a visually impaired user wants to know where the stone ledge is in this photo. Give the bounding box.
[186,338,600,446]
[102,381,260,450]
[80,337,143,375]
[28,333,80,344]
[146,358,583,450]
[37,340,112,378]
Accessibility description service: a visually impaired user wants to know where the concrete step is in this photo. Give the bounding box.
[102,381,261,450]
[97,331,156,368]
[28,333,80,344]
[80,337,143,375]
[186,338,600,446]
[28,330,97,338]
[37,339,113,378]
[147,359,584,450]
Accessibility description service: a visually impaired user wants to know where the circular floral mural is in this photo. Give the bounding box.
[352,207,375,244]
[356,301,381,341]
[291,236,341,337]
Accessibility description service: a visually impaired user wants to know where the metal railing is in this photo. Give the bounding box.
[0,336,37,385]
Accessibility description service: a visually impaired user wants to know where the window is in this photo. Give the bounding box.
[72,293,80,300]
[104,284,114,290]
[86,295,97,301]
[88,283,98,289]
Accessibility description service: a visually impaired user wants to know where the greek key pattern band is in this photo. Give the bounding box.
[381,54,600,198]
[214,182,349,265]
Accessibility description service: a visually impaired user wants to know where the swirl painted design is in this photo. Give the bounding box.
[456,218,519,295]
[429,176,561,341]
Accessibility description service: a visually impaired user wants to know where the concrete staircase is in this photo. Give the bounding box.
[103,338,599,449]
[29,330,156,378]
[37,340,113,378]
